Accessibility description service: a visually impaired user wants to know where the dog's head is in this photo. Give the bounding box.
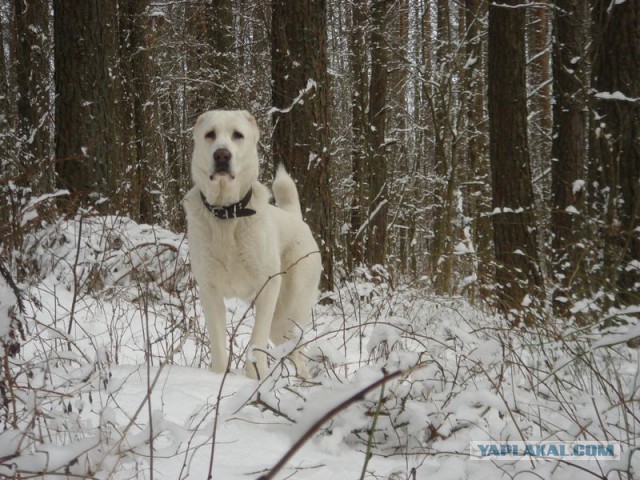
[192,110,260,204]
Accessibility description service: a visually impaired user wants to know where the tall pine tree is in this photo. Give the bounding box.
[488,0,543,319]
[54,0,120,209]
[271,0,334,289]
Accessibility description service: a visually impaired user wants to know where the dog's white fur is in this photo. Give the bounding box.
[184,110,322,378]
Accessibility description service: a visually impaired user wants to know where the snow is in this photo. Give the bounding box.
[268,79,317,115]
[2,215,639,479]
[464,54,478,69]
[594,90,639,103]
[454,241,475,255]
[572,179,585,194]
[491,206,527,215]
[565,205,580,214]
[19,189,70,226]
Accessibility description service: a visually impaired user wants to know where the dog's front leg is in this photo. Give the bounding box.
[247,276,282,379]
[200,290,228,374]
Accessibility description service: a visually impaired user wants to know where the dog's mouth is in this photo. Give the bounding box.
[209,170,236,181]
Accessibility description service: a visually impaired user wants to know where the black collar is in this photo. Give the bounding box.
[200,188,257,220]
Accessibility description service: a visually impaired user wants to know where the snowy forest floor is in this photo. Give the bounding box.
[1,214,639,479]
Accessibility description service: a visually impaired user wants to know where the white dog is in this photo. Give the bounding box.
[184,110,322,379]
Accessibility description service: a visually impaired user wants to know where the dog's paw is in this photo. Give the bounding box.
[245,345,269,379]
[245,362,261,380]
[209,360,228,375]
[245,356,268,380]
[245,358,269,379]
[289,350,308,379]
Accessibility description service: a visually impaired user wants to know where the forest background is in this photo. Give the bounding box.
[1,0,639,321]
[1,1,640,478]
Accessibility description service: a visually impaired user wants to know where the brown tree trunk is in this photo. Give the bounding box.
[0,6,13,165]
[390,0,409,274]
[527,2,552,177]
[13,0,51,191]
[54,0,120,209]
[534,4,552,128]
[0,7,13,251]
[591,0,640,306]
[364,0,391,268]
[464,0,492,298]
[119,0,160,223]
[431,0,454,293]
[550,0,586,314]
[349,0,368,270]
[488,0,543,320]
[272,0,334,290]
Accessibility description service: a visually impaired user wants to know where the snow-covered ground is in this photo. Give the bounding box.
[1,215,638,479]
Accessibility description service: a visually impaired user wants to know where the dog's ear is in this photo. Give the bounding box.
[242,110,260,141]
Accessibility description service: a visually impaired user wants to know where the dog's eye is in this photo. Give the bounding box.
[205,130,216,140]
[232,131,244,140]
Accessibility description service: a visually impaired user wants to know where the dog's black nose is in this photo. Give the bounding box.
[214,148,231,165]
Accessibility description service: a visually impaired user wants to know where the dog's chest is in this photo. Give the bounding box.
[203,222,266,298]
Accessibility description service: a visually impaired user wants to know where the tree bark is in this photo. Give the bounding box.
[550,0,586,314]
[272,0,334,290]
[527,2,552,178]
[464,0,492,299]
[488,0,543,319]
[119,0,160,223]
[349,0,368,270]
[591,0,640,306]
[431,0,454,293]
[364,0,391,268]
[0,6,13,166]
[13,0,51,191]
[54,0,120,209]
[389,0,410,274]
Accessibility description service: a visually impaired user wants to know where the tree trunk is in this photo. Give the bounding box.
[488,0,543,320]
[349,0,368,270]
[272,0,334,290]
[550,0,586,314]
[389,0,409,274]
[13,0,51,191]
[0,8,13,251]
[527,2,552,179]
[119,0,160,223]
[591,0,640,306]
[54,0,120,209]
[464,0,492,299]
[431,0,454,293]
[0,6,13,166]
[364,0,391,268]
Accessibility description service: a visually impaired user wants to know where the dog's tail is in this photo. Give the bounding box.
[272,164,302,219]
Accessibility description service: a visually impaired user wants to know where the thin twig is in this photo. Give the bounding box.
[67,214,84,340]
[359,382,386,480]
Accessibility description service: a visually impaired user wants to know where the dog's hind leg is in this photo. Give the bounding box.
[270,296,312,378]
[247,276,282,379]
